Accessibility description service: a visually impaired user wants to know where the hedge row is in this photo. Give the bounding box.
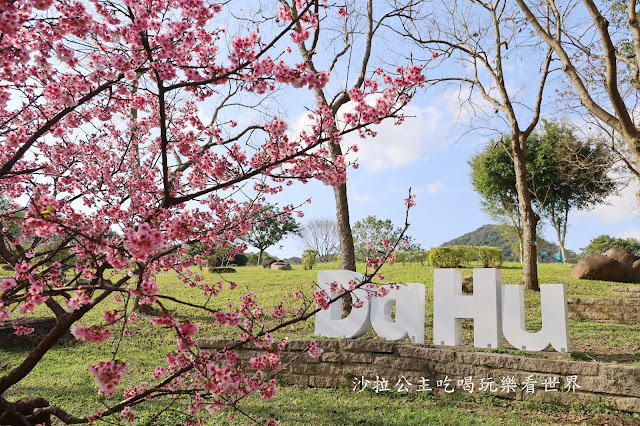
[428,245,502,268]
[393,246,503,268]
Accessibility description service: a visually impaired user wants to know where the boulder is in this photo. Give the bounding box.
[262,258,278,269]
[462,275,473,293]
[602,247,639,265]
[271,261,292,271]
[571,254,632,282]
[633,260,640,282]
[209,267,236,274]
[0,318,72,348]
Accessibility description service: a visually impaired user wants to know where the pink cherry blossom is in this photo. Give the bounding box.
[12,323,35,336]
[0,0,423,421]
[307,340,323,358]
[87,360,129,397]
[71,325,111,343]
[124,223,167,261]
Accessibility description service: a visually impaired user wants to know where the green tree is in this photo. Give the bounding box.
[469,138,530,262]
[581,235,640,258]
[532,121,616,262]
[243,205,299,265]
[352,215,421,262]
[470,121,616,264]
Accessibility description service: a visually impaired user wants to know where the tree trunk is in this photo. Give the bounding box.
[560,205,569,263]
[512,134,540,291]
[518,241,523,263]
[550,204,568,264]
[328,143,356,272]
[552,222,565,263]
[559,244,567,264]
[258,249,264,266]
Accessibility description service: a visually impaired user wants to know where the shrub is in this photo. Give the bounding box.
[581,235,640,258]
[396,250,429,265]
[477,246,503,268]
[429,247,455,268]
[230,253,248,267]
[302,249,318,270]
[429,246,477,268]
[429,245,502,268]
[458,245,477,266]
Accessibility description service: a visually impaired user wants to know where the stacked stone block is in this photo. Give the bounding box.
[199,339,640,413]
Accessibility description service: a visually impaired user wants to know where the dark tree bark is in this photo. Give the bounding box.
[513,134,540,291]
[329,148,356,271]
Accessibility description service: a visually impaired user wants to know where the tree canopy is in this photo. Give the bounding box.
[352,215,422,262]
[581,235,640,258]
[469,120,616,262]
[243,205,299,265]
[0,0,423,423]
[297,218,340,263]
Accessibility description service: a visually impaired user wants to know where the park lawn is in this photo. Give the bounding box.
[2,261,640,424]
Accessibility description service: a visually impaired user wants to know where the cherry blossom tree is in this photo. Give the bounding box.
[0,0,423,423]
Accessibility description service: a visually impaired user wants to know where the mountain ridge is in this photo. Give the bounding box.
[440,224,577,262]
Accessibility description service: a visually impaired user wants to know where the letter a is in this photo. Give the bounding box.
[370,283,425,344]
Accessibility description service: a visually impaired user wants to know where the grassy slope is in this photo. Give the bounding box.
[1,262,639,424]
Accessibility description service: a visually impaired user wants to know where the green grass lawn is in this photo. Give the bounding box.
[2,261,640,424]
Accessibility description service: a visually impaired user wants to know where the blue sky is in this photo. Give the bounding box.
[261,92,640,260]
[237,3,640,261]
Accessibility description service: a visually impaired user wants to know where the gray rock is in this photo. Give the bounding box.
[271,261,292,270]
[571,254,631,282]
[602,247,639,265]
[462,275,473,293]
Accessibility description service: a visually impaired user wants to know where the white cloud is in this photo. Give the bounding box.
[385,181,448,197]
[351,192,373,203]
[579,180,640,223]
[426,181,446,194]
[340,104,448,172]
[616,229,640,240]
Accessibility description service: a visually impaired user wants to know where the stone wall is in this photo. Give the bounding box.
[567,297,640,323]
[0,317,72,348]
[612,286,640,298]
[199,339,640,413]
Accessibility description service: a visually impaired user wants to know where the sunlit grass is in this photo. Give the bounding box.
[2,261,639,424]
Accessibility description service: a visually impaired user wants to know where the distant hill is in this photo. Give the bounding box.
[440,224,577,262]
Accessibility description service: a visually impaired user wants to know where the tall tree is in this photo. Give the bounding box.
[468,139,528,262]
[243,204,299,265]
[470,121,617,263]
[532,121,616,262]
[352,215,422,261]
[515,0,640,196]
[0,0,422,422]
[400,0,558,290]
[297,218,340,263]
[282,0,422,271]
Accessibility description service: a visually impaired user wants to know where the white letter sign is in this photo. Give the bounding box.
[314,269,570,353]
[370,283,425,344]
[433,268,503,348]
[314,270,372,338]
[314,271,426,343]
[502,284,570,352]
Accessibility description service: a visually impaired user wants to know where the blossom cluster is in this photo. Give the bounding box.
[71,325,111,343]
[0,0,424,422]
[88,360,129,397]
